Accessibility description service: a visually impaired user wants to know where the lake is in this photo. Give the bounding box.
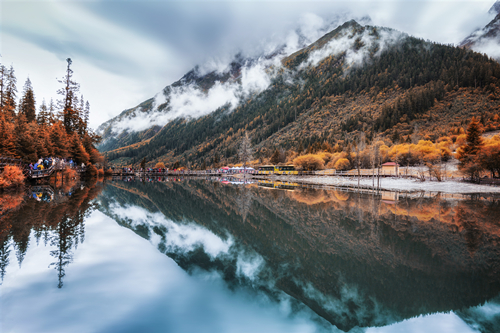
[1,177,500,333]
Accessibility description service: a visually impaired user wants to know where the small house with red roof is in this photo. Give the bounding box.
[381,162,399,175]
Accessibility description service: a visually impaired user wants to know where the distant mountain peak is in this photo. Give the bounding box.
[489,1,500,15]
[459,6,500,61]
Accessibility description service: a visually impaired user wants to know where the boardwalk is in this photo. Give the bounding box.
[0,156,86,180]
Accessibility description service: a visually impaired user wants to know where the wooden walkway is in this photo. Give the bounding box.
[0,156,86,180]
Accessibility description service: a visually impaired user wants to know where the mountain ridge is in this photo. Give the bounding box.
[98,20,500,168]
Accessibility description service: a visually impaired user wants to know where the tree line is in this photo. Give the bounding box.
[0,59,103,167]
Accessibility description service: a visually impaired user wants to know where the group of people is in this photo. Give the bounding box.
[28,157,77,175]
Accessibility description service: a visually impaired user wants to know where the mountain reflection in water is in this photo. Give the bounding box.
[1,178,500,332]
[98,179,500,332]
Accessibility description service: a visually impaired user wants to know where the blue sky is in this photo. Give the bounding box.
[1,1,497,128]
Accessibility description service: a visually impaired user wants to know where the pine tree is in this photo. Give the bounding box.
[57,58,80,134]
[3,66,17,122]
[49,121,69,158]
[270,149,280,165]
[14,113,37,161]
[30,122,48,158]
[457,117,484,181]
[69,132,89,165]
[462,117,483,157]
[0,64,6,112]
[37,99,50,126]
[19,78,36,122]
[84,101,90,128]
[48,98,56,123]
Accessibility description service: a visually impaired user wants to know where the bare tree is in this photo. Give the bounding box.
[355,133,366,188]
[239,132,253,176]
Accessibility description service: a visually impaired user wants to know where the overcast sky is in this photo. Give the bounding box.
[1,0,498,129]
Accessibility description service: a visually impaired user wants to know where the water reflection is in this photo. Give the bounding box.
[0,180,103,287]
[2,177,500,332]
[98,179,500,331]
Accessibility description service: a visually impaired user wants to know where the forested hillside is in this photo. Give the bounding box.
[100,21,500,168]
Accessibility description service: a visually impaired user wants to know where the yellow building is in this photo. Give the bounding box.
[381,162,399,176]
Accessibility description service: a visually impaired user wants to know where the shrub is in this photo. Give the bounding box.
[293,154,325,171]
[85,164,98,177]
[334,158,351,171]
[97,168,105,176]
[317,152,334,165]
[155,162,166,169]
[0,166,25,189]
[105,168,113,175]
[63,167,78,180]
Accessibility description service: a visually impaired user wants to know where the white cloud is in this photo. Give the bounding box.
[111,55,282,133]
[109,203,233,258]
[2,0,499,132]
[299,25,407,71]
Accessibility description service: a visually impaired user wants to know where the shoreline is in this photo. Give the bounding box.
[245,174,500,195]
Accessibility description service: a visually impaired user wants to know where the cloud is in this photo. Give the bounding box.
[472,38,500,60]
[2,0,498,131]
[110,55,281,133]
[109,203,233,258]
[299,25,407,71]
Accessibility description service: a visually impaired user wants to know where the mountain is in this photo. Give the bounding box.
[489,0,500,15]
[460,1,500,60]
[98,20,500,168]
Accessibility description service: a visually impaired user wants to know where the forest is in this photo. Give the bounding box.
[0,58,104,186]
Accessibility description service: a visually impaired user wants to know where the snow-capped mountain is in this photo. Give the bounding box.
[460,1,500,60]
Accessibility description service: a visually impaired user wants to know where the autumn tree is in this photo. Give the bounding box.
[0,113,16,157]
[14,113,37,161]
[69,132,89,165]
[49,122,69,158]
[456,117,484,181]
[293,154,325,171]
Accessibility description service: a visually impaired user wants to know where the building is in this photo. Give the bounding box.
[381,162,399,176]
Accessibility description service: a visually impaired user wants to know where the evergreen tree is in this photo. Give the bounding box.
[19,78,36,122]
[84,101,90,128]
[57,58,80,134]
[270,149,280,165]
[14,113,37,161]
[49,121,69,158]
[0,239,11,282]
[48,98,56,123]
[457,117,484,181]
[37,99,50,126]
[462,117,483,157]
[69,132,89,165]
[3,65,17,122]
[0,64,6,111]
[29,122,48,158]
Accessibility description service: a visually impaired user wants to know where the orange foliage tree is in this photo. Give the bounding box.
[293,154,325,171]
[0,166,25,189]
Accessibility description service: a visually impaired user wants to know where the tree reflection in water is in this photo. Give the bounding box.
[99,179,500,331]
[0,180,103,287]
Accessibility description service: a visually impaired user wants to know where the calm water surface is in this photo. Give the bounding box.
[1,178,500,332]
